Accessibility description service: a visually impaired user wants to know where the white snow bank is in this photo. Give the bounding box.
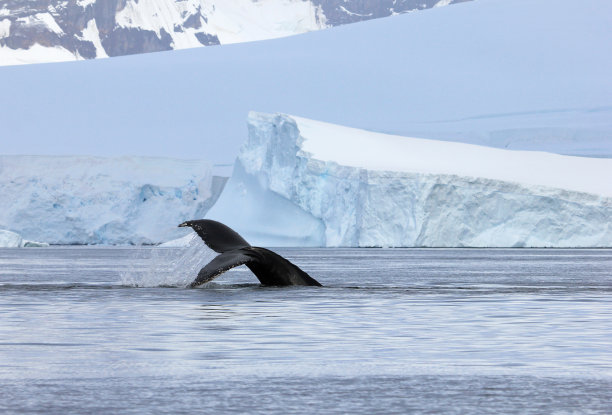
[115,0,326,50]
[0,19,10,39]
[0,44,81,66]
[204,112,612,247]
[0,229,48,247]
[293,115,612,198]
[0,155,226,245]
[199,0,325,45]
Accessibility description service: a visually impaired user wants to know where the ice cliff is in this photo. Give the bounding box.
[0,156,226,245]
[205,113,612,247]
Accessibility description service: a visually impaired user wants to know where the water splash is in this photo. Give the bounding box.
[120,235,216,287]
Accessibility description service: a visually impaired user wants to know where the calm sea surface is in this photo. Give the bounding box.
[0,246,611,414]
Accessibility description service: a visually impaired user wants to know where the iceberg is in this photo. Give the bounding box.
[0,156,226,245]
[0,229,48,247]
[0,229,24,248]
[204,112,612,247]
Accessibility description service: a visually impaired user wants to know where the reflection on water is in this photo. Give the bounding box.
[0,247,611,414]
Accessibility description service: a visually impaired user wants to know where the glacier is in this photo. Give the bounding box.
[1,0,610,162]
[0,156,226,245]
[204,113,612,248]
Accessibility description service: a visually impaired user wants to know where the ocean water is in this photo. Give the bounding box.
[0,244,611,414]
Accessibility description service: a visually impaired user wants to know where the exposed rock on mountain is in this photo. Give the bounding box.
[0,0,465,65]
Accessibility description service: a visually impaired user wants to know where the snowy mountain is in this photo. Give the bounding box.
[204,112,612,247]
[0,0,465,65]
[1,0,609,162]
[0,155,227,245]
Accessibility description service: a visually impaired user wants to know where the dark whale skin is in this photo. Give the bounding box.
[178,219,321,287]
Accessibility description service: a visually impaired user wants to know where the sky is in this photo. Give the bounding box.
[0,0,611,163]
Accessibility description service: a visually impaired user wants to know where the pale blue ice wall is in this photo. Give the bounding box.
[206,113,612,248]
[1,0,611,162]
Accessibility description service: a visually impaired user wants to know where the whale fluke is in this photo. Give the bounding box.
[178,219,249,253]
[178,219,322,287]
[191,250,253,286]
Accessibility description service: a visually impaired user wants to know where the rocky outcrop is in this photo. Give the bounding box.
[312,0,470,26]
[0,0,466,65]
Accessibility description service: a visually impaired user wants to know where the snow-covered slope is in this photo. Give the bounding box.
[0,0,462,66]
[205,113,612,247]
[1,0,610,161]
[0,156,226,245]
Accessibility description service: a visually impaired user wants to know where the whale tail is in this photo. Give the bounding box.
[178,219,250,253]
[189,248,254,287]
[178,219,322,287]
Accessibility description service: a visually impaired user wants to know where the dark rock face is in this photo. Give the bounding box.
[102,27,173,57]
[93,0,126,36]
[1,0,97,58]
[195,32,220,46]
[183,12,204,30]
[0,0,469,63]
[313,0,465,26]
